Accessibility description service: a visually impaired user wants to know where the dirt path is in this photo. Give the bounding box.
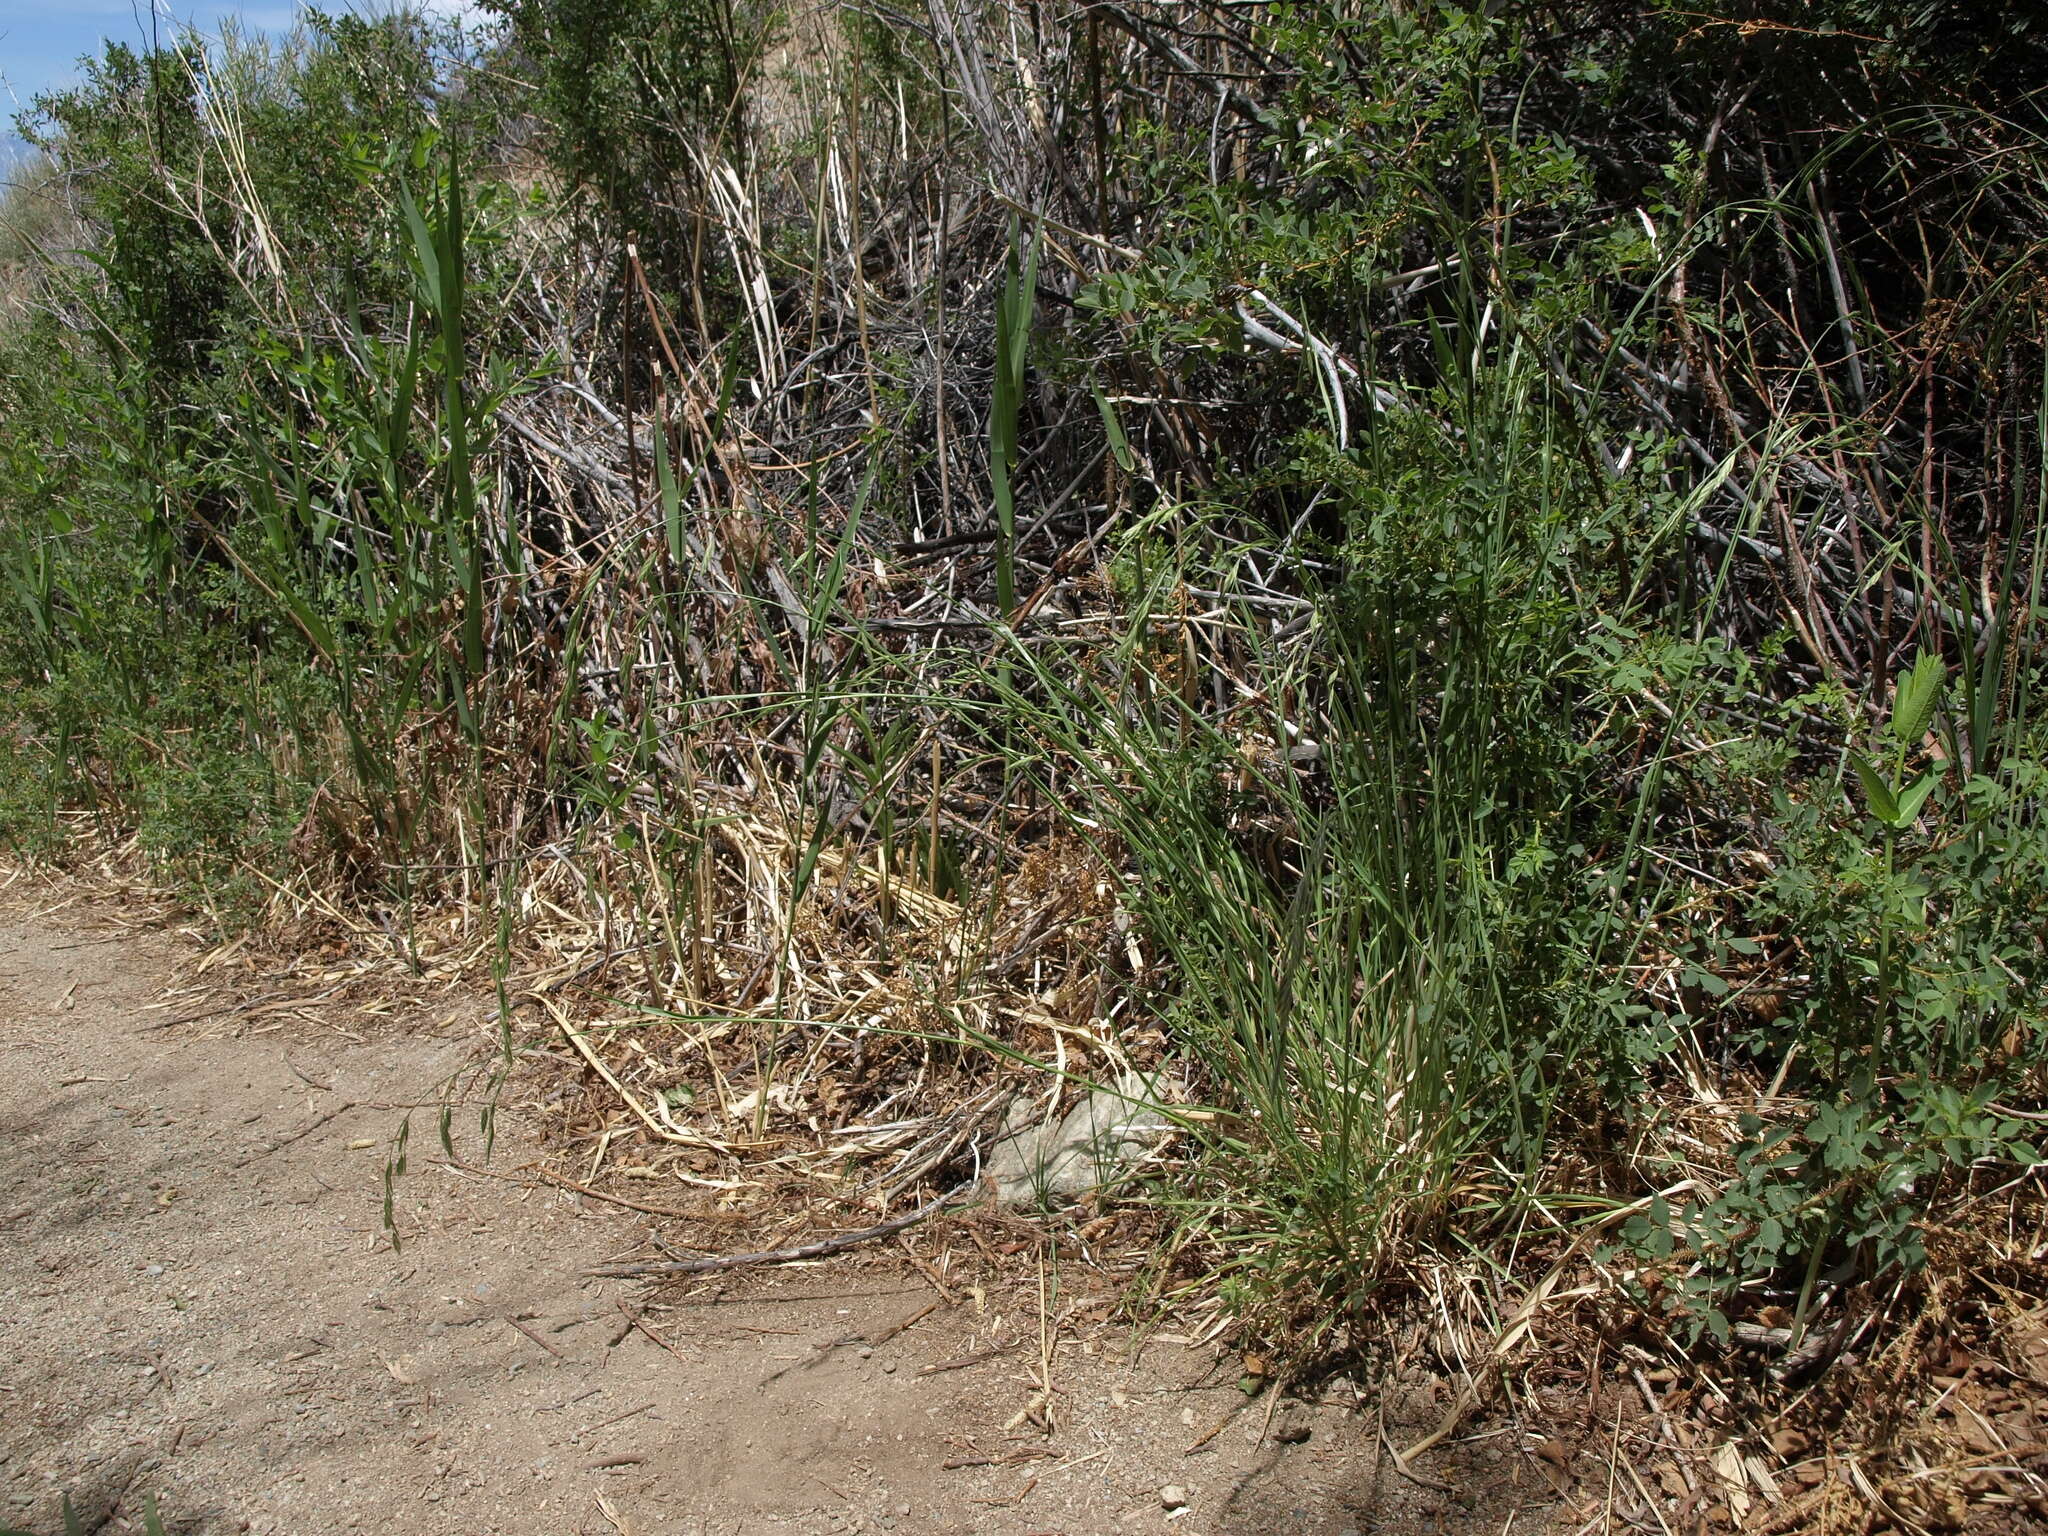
[0,887,1542,1536]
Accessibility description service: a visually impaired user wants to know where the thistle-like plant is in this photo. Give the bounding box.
[1848,652,1947,832]
[1845,650,1948,1060]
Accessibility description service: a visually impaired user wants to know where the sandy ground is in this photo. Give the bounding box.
[0,887,1552,1536]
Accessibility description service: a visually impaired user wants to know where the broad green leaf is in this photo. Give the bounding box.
[1895,769,1941,824]
[1094,384,1136,472]
[653,423,684,567]
[1849,753,1899,825]
[1890,651,1946,749]
[400,184,442,314]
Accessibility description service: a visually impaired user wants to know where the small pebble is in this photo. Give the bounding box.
[1160,1485,1189,1510]
[1272,1403,1312,1444]
[144,1264,164,1277]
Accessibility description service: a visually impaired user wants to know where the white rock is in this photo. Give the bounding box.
[986,1072,1175,1209]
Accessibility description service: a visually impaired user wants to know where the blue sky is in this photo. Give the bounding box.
[4,1,284,125]
[1,0,481,156]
